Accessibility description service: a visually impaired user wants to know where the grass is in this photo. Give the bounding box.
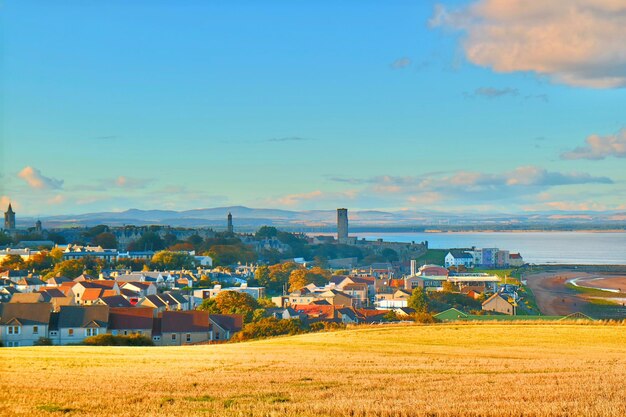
[417,249,447,265]
[2,323,626,416]
[565,282,622,297]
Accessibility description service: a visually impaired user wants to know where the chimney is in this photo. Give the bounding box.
[410,260,417,276]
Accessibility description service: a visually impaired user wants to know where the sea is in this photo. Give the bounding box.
[346,232,626,265]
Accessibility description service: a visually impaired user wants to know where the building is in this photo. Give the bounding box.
[482,293,515,315]
[227,212,234,234]
[0,302,52,347]
[444,250,475,269]
[49,305,110,345]
[509,253,524,267]
[4,204,16,230]
[337,208,348,242]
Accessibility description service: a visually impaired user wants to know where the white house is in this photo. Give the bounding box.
[444,251,475,269]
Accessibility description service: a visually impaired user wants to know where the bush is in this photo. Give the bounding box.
[33,337,53,346]
[414,312,437,324]
[232,317,306,342]
[83,334,154,346]
[310,321,347,332]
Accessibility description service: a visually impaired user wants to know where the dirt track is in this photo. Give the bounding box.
[524,271,586,316]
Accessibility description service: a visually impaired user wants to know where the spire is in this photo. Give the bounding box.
[7,203,13,213]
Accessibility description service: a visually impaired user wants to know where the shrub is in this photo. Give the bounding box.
[83,334,154,346]
[33,337,53,346]
[414,312,437,324]
[232,317,306,341]
[310,321,346,332]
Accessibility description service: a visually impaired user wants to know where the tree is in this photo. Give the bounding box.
[186,234,204,247]
[51,259,84,279]
[288,266,331,292]
[408,287,429,313]
[255,226,278,239]
[151,251,195,270]
[258,261,301,294]
[50,247,65,263]
[26,251,53,272]
[127,232,165,251]
[92,232,118,249]
[167,243,195,252]
[199,291,259,323]
[0,232,12,246]
[206,245,255,266]
[232,317,306,341]
[1,254,25,270]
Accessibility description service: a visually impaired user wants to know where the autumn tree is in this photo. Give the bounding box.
[288,266,331,292]
[408,287,429,313]
[1,254,25,270]
[198,291,259,323]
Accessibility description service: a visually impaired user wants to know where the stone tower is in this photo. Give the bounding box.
[337,208,348,242]
[35,219,42,232]
[227,212,234,234]
[4,203,16,230]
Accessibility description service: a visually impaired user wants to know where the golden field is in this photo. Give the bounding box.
[1,323,626,417]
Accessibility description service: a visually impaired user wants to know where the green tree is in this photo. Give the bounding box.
[128,232,165,251]
[206,245,255,266]
[92,232,118,249]
[151,251,195,270]
[255,226,278,239]
[408,287,429,313]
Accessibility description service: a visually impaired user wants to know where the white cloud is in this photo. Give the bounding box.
[17,166,64,190]
[561,128,626,160]
[431,0,626,88]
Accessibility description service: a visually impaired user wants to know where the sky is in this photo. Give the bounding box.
[1,0,625,216]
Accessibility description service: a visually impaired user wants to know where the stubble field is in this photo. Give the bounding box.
[1,323,625,417]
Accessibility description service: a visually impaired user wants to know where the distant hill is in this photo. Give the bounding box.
[15,206,626,231]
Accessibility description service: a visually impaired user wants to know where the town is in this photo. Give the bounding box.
[4,203,592,349]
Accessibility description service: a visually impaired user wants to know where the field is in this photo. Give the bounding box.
[2,323,626,417]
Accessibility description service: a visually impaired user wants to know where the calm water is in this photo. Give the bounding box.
[351,232,626,265]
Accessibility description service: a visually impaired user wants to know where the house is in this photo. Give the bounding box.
[46,276,72,287]
[335,283,368,307]
[209,314,243,341]
[405,275,447,292]
[0,287,20,303]
[444,250,475,269]
[265,307,303,320]
[15,277,46,293]
[482,293,515,315]
[9,293,44,303]
[156,310,213,346]
[193,284,265,300]
[49,305,109,345]
[120,282,157,297]
[71,281,120,305]
[393,307,416,318]
[509,253,524,267]
[0,302,52,347]
[108,307,154,337]
[374,289,411,309]
[97,295,133,308]
[136,292,190,313]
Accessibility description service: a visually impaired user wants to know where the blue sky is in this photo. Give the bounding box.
[1,0,625,216]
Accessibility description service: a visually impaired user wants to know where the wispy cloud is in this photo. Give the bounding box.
[94,135,118,140]
[266,136,315,143]
[390,57,412,69]
[561,128,626,160]
[430,1,626,88]
[464,87,518,99]
[17,166,64,190]
[114,176,153,189]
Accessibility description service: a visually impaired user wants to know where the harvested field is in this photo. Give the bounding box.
[1,323,626,416]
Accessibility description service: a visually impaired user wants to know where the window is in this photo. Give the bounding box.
[186,333,191,342]
[153,336,161,341]
[68,328,74,337]
[7,326,20,335]
[86,328,98,337]
[33,326,39,334]
[171,334,177,341]
[123,330,128,336]
[50,331,58,336]
[7,341,20,347]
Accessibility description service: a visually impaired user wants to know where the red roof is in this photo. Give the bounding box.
[109,307,155,330]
